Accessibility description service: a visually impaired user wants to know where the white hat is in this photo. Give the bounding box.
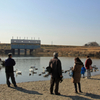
[53,52,58,57]
[8,53,12,57]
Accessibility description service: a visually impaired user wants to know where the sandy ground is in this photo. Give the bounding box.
[0,75,100,100]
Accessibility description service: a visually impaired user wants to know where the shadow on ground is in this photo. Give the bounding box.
[85,93,100,99]
[59,91,100,100]
[11,86,43,95]
[10,87,100,99]
[79,92,100,99]
[90,78,100,80]
[57,94,91,100]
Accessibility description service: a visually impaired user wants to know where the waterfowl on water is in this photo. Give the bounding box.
[32,71,37,74]
[35,68,38,70]
[38,74,42,76]
[42,72,45,74]
[42,67,45,74]
[29,68,34,72]
[29,68,37,75]
[30,66,35,68]
[30,66,38,70]
[43,73,49,77]
[15,69,22,75]
[29,72,31,76]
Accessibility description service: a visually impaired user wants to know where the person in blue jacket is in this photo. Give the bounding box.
[81,66,86,78]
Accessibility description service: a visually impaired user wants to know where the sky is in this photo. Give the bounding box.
[0,0,100,46]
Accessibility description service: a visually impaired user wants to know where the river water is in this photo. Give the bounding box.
[0,57,100,84]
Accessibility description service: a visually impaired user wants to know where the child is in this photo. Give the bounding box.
[81,66,86,78]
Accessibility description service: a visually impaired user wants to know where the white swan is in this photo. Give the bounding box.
[43,67,45,72]
[29,68,37,74]
[29,68,34,72]
[42,67,46,74]
[15,69,22,75]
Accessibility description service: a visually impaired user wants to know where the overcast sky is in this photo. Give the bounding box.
[0,0,100,45]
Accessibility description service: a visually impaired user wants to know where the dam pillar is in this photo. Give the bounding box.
[25,49,27,55]
[11,49,15,55]
[18,49,20,56]
[30,49,33,55]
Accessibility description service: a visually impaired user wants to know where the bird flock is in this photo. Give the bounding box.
[0,62,99,78]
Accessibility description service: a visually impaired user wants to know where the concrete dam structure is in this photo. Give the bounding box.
[11,39,41,56]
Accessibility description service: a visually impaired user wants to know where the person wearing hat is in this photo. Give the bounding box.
[5,53,17,87]
[49,52,62,95]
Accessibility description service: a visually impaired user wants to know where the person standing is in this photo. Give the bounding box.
[72,57,83,93]
[49,52,62,95]
[85,56,92,79]
[81,65,86,78]
[5,53,17,87]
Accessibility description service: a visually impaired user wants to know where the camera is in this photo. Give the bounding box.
[59,76,63,83]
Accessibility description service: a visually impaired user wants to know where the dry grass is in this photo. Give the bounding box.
[39,45,100,57]
[0,44,100,57]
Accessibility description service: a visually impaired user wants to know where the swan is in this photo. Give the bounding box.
[30,66,38,70]
[29,68,37,74]
[92,65,96,68]
[42,72,45,74]
[42,67,46,74]
[90,69,93,72]
[30,66,35,68]
[38,74,42,76]
[29,72,31,76]
[43,67,46,72]
[92,65,99,72]
[15,69,22,75]
[32,71,37,74]
[29,68,34,72]
[35,68,38,70]
[43,73,49,77]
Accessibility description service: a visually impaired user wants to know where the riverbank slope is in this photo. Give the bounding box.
[0,43,100,58]
[0,75,100,100]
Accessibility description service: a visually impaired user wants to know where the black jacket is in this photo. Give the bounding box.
[49,57,62,78]
[5,58,16,73]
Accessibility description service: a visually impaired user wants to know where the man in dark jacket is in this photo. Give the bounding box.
[49,52,62,95]
[5,53,17,87]
[85,56,92,79]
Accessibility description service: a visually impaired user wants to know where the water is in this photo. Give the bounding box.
[0,57,100,84]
